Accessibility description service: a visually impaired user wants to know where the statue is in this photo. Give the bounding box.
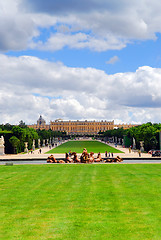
[0,136,5,155]
[42,139,45,147]
[133,137,136,149]
[24,142,28,153]
[32,139,35,151]
[38,139,41,148]
[140,141,144,152]
[0,136,4,146]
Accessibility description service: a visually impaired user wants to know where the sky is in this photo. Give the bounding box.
[1,0,161,125]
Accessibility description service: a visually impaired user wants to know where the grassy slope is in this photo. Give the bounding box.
[0,164,161,240]
[46,140,123,154]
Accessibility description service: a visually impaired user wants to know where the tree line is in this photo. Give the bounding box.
[0,121,67,154]
[101,122,161,151]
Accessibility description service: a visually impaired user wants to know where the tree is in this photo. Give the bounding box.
[4,123,13,131]
[19,120,27,128]
[126,123,161,151]
[9,136,20,154]
[24,128,39,149]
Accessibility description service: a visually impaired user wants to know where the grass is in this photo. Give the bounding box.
[46,140,123,154]
[0,164,161,240]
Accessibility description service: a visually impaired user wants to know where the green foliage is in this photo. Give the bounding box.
[0,130,12,134]
[11,126,39,153]
[19,120,27,128]
[103,122,161,151]
[126,122,161,151]
[0,123,13,131]
[24,128,39,149]
[9,136,20,154]
[36,129,67,143]
[1,122,67,154]
[9,136,20,147]
[103,127,126,138]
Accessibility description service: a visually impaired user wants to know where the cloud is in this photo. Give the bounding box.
[106,56,119,64]
[22,0,161,49]
[0,0,38,51]
[1,0,161,52]
[31,33,126,52]
[21,0,104,14]
[1,54,161,124]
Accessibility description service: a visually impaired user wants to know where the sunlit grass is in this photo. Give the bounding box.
[46,140,123,154]
[0,164,161,239]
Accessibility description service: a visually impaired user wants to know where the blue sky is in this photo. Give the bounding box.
[1,0,161,124]
[6,32,161,75]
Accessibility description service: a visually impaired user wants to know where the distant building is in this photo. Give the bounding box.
[28,116,138,134]
[37,115,45,126]
[28,115,50,130]
[50,119,114,135]
[115,123,138,129]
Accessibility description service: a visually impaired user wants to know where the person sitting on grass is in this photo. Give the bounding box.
[95,152,102,162]
[47,155,57,163]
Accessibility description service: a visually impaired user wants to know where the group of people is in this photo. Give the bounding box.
[47,148,123,163]
[105,151,113,158]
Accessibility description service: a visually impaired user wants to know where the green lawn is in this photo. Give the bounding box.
[46,140,123,154]
[0,164,161,240]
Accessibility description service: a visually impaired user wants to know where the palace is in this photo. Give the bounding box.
[28,116,138,134]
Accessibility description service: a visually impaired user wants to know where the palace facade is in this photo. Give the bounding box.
[28,116,138,134]
[50,119,114,134]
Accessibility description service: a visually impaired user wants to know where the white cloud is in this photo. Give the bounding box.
[24,0,161,51]
[0,0,38,51]
[30,32,127,52]
[106,56,119,64]
[1,54,161,124]
[1,0,161,51]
